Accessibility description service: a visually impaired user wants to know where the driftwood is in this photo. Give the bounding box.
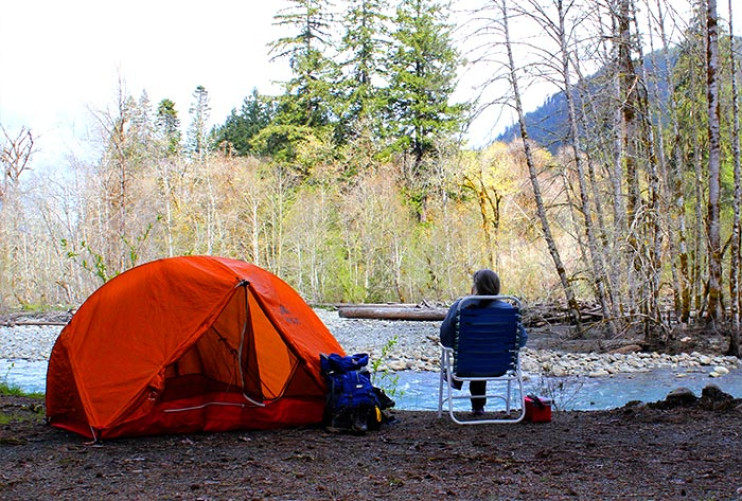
[336,300,606,325]
[338,306,447,321]
[0,320,68,327]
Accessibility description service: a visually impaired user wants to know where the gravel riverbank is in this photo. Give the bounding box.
[1,308,740,379]
[313,309,740,378]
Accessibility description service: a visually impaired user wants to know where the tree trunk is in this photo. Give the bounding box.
[617,0,641,317]
[690,51,707,317]
[114,84,128,275]
[631,0,665,338]
[706,0,724,325]
[500,0,583,333]
[554,0,616,335]
[338,305,447,321]
[654,0,692,323]
[727,0,741,356]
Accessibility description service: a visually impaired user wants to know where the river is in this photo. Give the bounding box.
[4,358,741,411]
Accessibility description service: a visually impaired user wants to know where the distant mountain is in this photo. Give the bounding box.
[496,49,677,153]
[497,91,570,152]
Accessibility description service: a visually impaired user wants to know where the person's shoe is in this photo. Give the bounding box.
[443,369,463,390]
[472,408,485,417]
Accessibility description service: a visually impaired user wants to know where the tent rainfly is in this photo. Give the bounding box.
[46,256,345,440]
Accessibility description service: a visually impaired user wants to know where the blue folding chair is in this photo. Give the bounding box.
[438,295,526,424]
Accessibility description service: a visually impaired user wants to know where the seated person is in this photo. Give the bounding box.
[440,269,528,416]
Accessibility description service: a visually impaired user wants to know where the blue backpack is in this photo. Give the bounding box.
[320,353,393,433]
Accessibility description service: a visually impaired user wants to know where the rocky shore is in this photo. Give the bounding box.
[1,309,740,380]
[313,310,740,378]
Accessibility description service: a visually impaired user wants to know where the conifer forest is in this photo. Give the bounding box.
[1,0,741,353]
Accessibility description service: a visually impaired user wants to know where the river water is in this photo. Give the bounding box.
[389,367,742,411]
[4,359,741,411]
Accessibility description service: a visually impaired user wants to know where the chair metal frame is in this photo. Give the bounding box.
[437,295,526,425]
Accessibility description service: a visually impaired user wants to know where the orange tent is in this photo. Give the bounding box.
[46,256,345,440]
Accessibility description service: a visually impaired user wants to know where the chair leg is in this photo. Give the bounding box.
[437,368,444,417]
[506,379,512,413]
[442,375,526,425]
[447,376,456,422]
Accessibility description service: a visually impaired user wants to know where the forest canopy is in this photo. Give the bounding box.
[1,0,741,353]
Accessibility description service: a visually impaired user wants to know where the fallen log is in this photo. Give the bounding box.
[338,306,447,321]
[0,320,68,327]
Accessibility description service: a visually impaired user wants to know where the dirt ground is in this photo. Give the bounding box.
[2,389,742,501]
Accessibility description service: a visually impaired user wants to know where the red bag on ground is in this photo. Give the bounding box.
[525,395,552,423]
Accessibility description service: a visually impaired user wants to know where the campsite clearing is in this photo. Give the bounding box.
[2,391,741,500]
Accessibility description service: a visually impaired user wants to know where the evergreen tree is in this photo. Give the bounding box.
[254,0,339,169]
[131,91,154,147]
[336,0,391,145]
[387,0,465,216]
[387,0,464,168]
[212,89,276,156]
[271,0,338,128]
[155,98,181,157]
[187,85,211,161]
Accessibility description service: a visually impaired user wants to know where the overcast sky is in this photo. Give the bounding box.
[0,0,739,173]
[0,0,292,170]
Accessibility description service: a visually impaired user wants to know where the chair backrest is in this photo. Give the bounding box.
[454,295,522,377]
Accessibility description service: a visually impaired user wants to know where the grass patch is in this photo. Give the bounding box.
[0,380,44,399]
[0,407,45,428]
[0,380,45,429]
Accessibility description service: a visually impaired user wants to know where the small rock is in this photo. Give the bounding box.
[713,366,729,375]
[610,344,642,355]
[666,387,697,405]
[700,384,736,410]
[701,384,725,399]
[387,360,407,371]
[550,364,567,377]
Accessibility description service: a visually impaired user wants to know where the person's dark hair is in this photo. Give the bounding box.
[472,269,500,296]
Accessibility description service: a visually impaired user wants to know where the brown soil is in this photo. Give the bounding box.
[2,390,742,500]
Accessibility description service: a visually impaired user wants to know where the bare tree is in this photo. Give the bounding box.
[548,0,617,334]
[727,0,741,355]
[0,125,35,307]
[617,0,643,316]
[1,125,34,203]
[686,31,708,317]
[706,0,724,324]
[630,0,666,339]
[653,0,693,323]
[88,81,134,277]
[499,0,583,331]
